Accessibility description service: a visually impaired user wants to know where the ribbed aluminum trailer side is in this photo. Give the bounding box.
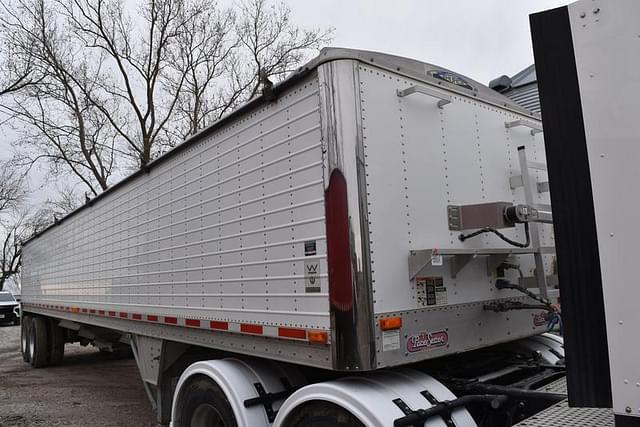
[19,48,565,427]
[22,71,334,368]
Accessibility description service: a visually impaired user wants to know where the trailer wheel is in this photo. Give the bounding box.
[21,315,31,363]
[28,317,49,368]
[48,319,65,366]
[174,375,238,427]
[285,401,365,427]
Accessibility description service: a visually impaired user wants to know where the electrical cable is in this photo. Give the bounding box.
[483,301,553,313]
[485,278,562,334]
[494,278,552,308]
[458,223,530,248]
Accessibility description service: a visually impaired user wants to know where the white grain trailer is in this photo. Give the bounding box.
[20,48,564,427]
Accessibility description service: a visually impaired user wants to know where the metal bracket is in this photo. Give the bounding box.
[397,85,452,108]
[409,249,553,280]
[409,250,440,279]
[451,254,474,279]
[506,204,553,225]
[244,378,299,423]
[505,119,544,136]
[537,181,550,193]
[510,176,549,194]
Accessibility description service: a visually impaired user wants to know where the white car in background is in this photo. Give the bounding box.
[0,291,20,325]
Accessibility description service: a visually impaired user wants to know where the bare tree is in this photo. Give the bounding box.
[172,0,332,138]
[168,1,236,139]
[0,33,36,98]
[0,161,26,291]
[0,172,80,292]
[56,0,195,164]
[0,166,26,214]
[0,215,25,291]
[0,206,64,291]
[1,0,120,195]
[235,0,332,101]
[0,56,35,98]
[3,0,332,179]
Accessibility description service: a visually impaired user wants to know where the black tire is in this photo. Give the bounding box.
[48,319,65,366]
[21,315,31,363]
[285,401,365,427]
[174,375,238,427]
[29,317,49,368]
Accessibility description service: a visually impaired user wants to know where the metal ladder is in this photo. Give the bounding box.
[508,137,551,299]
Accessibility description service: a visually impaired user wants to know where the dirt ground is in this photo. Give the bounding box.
[0,323,156,426]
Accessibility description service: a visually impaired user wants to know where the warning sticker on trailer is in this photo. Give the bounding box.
[304,260,320,293]
[304,240,317,256]
[416,277,448,307]
[382,330,401,351]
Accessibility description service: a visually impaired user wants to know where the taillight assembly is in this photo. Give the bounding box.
[325,169,353,312]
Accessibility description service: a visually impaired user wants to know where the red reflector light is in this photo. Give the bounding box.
[210,321,229,330]
[240,324,263,334]
[185,319,200,327]
[164,316,177,324]
[147,315,158,322]
[132,313,142,320]
[278,327,307,340]
[119,312,128,319]
[108,311,116,317]
[325,169,353,312]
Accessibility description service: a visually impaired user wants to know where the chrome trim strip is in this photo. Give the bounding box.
[319,60,376,371]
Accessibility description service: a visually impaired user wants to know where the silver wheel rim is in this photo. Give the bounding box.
[28,327,35,360]
[21,326,27,354]
[190,403,225,427]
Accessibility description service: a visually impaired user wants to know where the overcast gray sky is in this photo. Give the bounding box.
[1,0,570,202]
[289,0,569,83]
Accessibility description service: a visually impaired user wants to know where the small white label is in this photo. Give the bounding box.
[431,254,443,266]
[435,287,448,305]
[382,330,401,351]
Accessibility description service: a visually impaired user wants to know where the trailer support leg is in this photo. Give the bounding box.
[130,335,192,425]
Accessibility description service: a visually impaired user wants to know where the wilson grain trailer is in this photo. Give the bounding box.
[19,47,565,427]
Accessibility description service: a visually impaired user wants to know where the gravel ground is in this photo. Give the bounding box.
[0,323,156,426]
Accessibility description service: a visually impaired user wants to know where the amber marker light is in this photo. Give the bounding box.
[308,331,328,344]
[379,317,403,331]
